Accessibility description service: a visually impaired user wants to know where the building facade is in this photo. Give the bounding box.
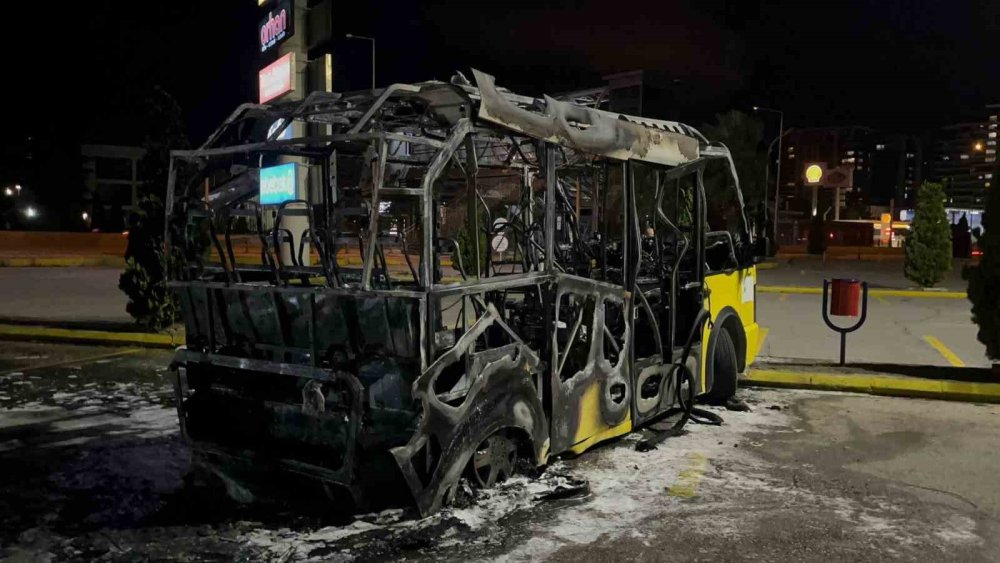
[81,144,146,232]
[927,120,992,210]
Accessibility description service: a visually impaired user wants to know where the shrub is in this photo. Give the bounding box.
[118,195,179,330]
[904,182,951,288]
[965,174,1000,360]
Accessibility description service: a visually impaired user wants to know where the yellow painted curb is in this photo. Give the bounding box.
[0,324,179,349]
[745,368,1000,402]
[757,286,967,299]
[0,256,124,268]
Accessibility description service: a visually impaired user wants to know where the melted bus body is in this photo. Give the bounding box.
[166,70,766,516]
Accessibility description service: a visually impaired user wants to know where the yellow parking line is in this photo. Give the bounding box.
[758,286,966,299]
[668,452,708,498]
[922,335,965,367]
[0,348,142,376]
[756,327,770,356]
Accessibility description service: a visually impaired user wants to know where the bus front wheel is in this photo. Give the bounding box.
[705,329,738,404]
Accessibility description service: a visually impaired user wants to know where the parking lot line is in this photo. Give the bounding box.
[922,335,966,367]
[667,452,708,498]
[0,348,141,376]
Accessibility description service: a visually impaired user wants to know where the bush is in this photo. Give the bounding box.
[807,214,827,255]
[966,174,1000,360]
[118,195,179,330]
[904,182,951,288]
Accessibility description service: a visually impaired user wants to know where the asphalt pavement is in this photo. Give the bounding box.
[2,342,1000,561]
[0,267,131,327]
[756,290,989,368]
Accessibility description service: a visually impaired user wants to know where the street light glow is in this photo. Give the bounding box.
[24,206,37,219]
[3,187,11,196]
[82,212,89,221]
[974,142,984,151]
[14,184,21,192]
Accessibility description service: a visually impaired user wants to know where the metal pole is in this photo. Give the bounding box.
[345,34,375,90]
[774,112,783,244]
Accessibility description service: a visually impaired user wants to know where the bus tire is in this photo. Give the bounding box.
[704,329,738,404]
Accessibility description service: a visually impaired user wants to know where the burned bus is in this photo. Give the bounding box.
[166,70,766,517]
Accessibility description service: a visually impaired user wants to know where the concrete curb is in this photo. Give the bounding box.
[0,324,179,349]
[0,256,125,268]
[745,368,1000,403]
[757,285,967,299]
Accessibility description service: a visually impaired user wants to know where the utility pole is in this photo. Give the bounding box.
[755,106,784,244]
[345,33,375,90]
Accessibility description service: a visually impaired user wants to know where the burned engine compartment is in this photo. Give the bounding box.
[166,70,755,517]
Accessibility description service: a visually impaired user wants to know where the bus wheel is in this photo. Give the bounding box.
[705,329,738,404]
[469,431,518,488]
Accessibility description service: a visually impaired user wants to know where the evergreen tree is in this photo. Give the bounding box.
[807,213,827,255]
[118,86,189,329]
[965,173,1000,359]
[904,182,951,287]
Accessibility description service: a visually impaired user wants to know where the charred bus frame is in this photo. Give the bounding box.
[166,70,764,516]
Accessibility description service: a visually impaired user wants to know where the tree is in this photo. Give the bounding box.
[904,182,951,288]
[807,213,827,255]
[965,171,1000,359]
[699,111,767,211]
[118,86,189,329]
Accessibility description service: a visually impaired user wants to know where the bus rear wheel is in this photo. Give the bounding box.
[469,432,518,488]
[705,329,738,404]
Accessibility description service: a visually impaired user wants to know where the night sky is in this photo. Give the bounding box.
[8,0,1000,145]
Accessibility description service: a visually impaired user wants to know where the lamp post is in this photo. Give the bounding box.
[345,33,375,90]
[754,106,784,244]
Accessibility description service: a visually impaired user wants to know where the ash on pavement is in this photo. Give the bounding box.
[1,342,998,562]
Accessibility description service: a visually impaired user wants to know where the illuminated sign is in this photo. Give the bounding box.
[259,163,297,205]
[259,52,295,104]
[805,164,824,184]
[267,119,293,141]
[258,0,294,54]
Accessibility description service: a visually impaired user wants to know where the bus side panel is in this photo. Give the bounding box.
[701,265,761,390]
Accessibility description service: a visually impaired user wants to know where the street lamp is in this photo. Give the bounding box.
[754,106,784,244]
[974,141,984,151]
[23,206,37,219]
[3,187,11,196]
[345,33,375,90]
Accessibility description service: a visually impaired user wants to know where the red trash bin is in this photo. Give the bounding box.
[829,278,861,316]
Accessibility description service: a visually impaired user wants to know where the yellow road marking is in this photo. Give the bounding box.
[746,368,1000,402]
[922,335,965,367]
[756,327,770,356]
[758,286,966,299]
[0,324,177,348]
[1,348,142,376]
[668,452,708,498]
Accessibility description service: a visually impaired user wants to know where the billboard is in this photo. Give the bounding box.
[258,0,294,54]
[259,52,295,104]
[259,163,297,205]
